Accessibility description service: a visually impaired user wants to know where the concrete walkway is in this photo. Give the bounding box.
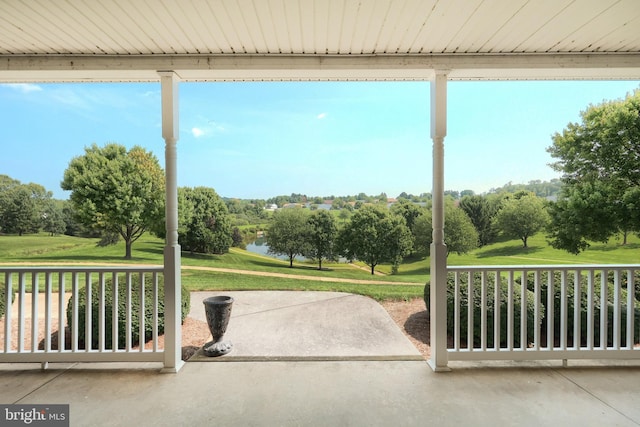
[1,291,640,426]
[187,291,423,361]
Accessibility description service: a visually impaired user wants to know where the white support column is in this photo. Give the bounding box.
[159,71,184,373]
[428,70,450,372]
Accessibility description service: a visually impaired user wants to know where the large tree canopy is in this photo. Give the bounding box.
[304,209,338,270]
[337,205,412,275]
[179,187,232,254]
[459,194,499,247]
[62,143,165,259]
[547,89,640,253]
[444,205,479,255]
[0,175,52,236]
[267,207,311,267]
[494,192,549,248]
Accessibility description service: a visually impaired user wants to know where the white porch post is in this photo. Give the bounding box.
[159,71,184,373]
[428,70,450,372]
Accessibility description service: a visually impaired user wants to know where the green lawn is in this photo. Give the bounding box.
[1,231,638,301]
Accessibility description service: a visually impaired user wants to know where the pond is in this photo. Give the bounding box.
[245,237,307,261]
[245,237,346,263]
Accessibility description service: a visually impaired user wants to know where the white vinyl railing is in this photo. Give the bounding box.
[0,266,165,365]
[446,265,640,362]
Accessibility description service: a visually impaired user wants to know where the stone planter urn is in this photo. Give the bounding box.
[203,295,234,357]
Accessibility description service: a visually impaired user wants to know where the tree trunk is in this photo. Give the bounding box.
[522,236,528,248]
[318,258,323,270]
[371,265,375,275]
[623,230,628,245]
[125,240,132,259]
[289,255,294,267]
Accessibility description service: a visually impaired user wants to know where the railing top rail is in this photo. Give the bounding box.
[0,265,164,273]
[447,264,640,272]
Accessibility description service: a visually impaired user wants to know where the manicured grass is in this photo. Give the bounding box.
[182,269,424,301]
[1,231,638,301]
[448,233,640,266]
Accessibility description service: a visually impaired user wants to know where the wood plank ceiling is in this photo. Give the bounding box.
[0,0,639,81]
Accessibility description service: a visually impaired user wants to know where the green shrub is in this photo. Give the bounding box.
[425,272,542,348]
[66,274,190,349]
[522,271,640,347]
[0,284,14,319]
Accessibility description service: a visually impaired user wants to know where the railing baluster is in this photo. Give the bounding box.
[573,270,581,350]
[139,272,145,353]
[454,271,460,351]
[99,272,105,352]
[520,270,527,350]
[44,272,53,352]
[600,270,608,349]
[626,270,634,349]
[153,272,159,352]
[58,272,65,352]
[533,270,540,351]
[3,272,11,352]
[18,272,26,353]
[71,272,79,352]
[467,270,473,350]
[560,270,567,350]
[112,272,119,352]
[507,271,514,351]
[494,270,500,350]
[85,272,92,351]
[547,270,554,349]
[587,270,594,350]
[481,271,487,351]
[126,272,132,351]
[613,269,621,349]
[31,273,39,352]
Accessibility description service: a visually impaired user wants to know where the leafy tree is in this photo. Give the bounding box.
[61,143,165,259]
[412,212,432,257]
[179,187,232,254]
[304,210,338,270]
[444,205,479,255]
[391,200,429,257]
[495,193,549,248]
[459,195,499,246]
[42,199,66,236]
[267,208,311,267]
[337,205,413,275]
[390,200,422,231]
[231,227,244,248]
[547,89,640,253]
[0,180,51,235]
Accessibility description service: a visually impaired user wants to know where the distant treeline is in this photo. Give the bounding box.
[256,179,563,207]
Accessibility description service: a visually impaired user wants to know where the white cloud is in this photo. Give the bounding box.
[316,112,327,119]
[4,83,43,93]
[191,127,205,137]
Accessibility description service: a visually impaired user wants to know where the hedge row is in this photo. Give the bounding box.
[424,272,539,348]
[521,271,640,347]
[66,274,190,350]
[424,271,640,349]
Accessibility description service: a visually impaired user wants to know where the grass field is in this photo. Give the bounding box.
[1,232,638,301]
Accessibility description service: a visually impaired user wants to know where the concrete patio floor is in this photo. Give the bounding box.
[2,291,640,426]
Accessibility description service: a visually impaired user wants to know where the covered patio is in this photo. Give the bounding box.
[2,289,640,425]
[1,0,640,377]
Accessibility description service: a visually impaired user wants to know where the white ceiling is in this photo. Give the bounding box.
[1,0,639,81]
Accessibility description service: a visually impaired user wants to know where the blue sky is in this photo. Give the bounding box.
[1,79,638,200]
